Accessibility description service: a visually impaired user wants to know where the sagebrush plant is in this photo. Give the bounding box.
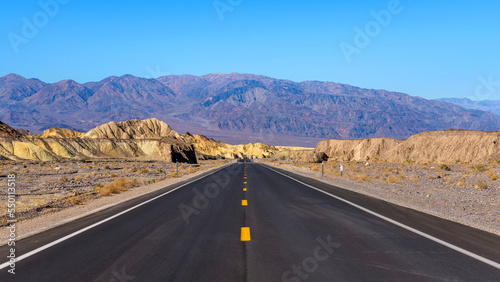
[356,174,370,182]
[475,181,488,190]
[70,196,82,205]
[439,164,451,171]
[94,177,136,196]
[490,175,499,181]
[457,178,466,187]
[473,164,488,172]
[387,176,398,184]
[59,177,68,182]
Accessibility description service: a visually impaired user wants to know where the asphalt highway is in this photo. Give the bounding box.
[1,162,499,281]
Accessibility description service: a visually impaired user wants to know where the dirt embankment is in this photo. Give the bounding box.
[315,130,500,163]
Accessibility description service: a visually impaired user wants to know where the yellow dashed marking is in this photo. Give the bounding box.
[242,200,248,206]
[243,188,247,191]
[244,177,247,179]
[241,227,251,241]
[244,182,247,184]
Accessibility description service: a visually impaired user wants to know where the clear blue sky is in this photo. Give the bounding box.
[1,0,499,100]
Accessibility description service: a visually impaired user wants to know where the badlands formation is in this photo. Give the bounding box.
[312,129,500,163]
[0,118,288,162]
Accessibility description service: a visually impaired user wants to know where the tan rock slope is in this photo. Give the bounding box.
[314,129,500,163]
[38,128,85,138]
[0,118,305,162]
[0,119,196,163]
[84,118,180,139]
[182,133,288,159]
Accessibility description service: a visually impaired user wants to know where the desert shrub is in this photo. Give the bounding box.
[356,174,370,181]
[24,178,31,181]
[104,165,110,169]
[95,177,134,196]
[475,181,488,189]
[156,168,164,173]
[75,176,82,182]
[387,176,398,183]
[409,175,421,182]
[170,171,178,178]
[59,177,68,182]
[70,196,82,205]
[109,173,118,178]
[490,175,499,181]
[404,159,415,164]
[91,171,98,176]
[187,167,196,174]
[131,168,138,172]
[439,164,451,171]
[93,184,103,191]
[473,165,488,172]
[140,169,149,174]
[457,178,466,187]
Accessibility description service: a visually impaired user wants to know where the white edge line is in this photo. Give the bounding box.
[0,164,230,270]
[264,165,500,270]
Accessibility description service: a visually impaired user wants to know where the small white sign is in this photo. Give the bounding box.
[340,165,343,171]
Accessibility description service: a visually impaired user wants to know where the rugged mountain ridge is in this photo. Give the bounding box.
[2,73,500,146]
[438,98,500,116]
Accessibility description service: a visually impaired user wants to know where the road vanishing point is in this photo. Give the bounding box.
[1,162,499,281]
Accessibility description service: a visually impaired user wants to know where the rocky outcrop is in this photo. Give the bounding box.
[38,128,85,138]
[182,132,281,159]
[0,119,196,163]
[83,118,180,139]
[315,138,403,162]
[315,129,500,163]
[0,121,23,138]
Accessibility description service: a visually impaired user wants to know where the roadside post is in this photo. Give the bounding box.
[340,164,343,176]
[176,161,179,178]
[321,161,324,177]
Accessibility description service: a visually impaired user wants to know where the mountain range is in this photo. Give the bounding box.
[438,98,500,116]
[2,73,500,147]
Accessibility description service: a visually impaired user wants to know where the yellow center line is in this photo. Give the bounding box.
[241,227,251,241]
[243,188,247,191]
[244,182,247,184]
[242,199,248,206]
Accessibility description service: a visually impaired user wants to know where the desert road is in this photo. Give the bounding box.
[1,163,499,281]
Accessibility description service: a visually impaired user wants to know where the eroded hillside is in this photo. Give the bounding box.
[314,129,500,163]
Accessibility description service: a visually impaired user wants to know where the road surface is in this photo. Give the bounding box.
[1,162,499,281]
